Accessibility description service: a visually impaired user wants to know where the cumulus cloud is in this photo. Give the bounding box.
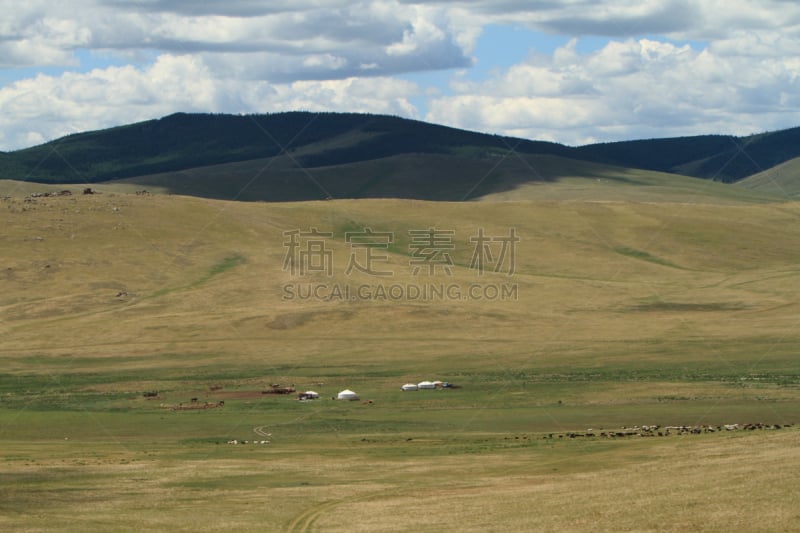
[1,0,800,149]
[427,35,800,145]
[99,0,355,17]
[404,0,800,41]
[520,0,700,37]
[0,1,472,75]
[0,54,419,149]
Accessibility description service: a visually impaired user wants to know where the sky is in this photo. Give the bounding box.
[1,0,799,151]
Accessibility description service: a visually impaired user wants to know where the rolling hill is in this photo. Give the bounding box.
[2,112,799,203]
[0,112,570,184]
[737,156,800,199]
[110,153,779,204]
[573,126,800,183]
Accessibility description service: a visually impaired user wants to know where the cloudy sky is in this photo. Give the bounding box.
[1,0,799,150]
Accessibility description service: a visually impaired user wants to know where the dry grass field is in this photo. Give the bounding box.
[1,180,799,531]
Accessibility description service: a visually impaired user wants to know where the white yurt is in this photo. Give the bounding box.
[300,390,320,400]
[401,383,418,391]
[337,389,359,401]
[417,381,436,390]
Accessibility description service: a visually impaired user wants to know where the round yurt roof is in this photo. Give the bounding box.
[337,389,358,399]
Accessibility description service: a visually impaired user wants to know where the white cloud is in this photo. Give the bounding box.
[0,1,471,75]
[427,34,800,145]
[411,0,800,41]
[0,40,76,68]
[0,55,419,149]
[271,77,419,117]
[1,0,800,149]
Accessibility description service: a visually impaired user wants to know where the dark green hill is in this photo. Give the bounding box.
[1,112,798,199]
[0,112,572,184]
[574,126,800,183]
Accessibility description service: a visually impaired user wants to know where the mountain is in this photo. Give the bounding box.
[0,112,571,184]
[573,126,800,183]
[0,112,798,202]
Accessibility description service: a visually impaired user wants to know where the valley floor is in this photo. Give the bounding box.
[1,191,799,531]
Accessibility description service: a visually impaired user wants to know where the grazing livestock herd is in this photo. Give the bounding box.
[221,422,794,447]
[543,422,792,439]
[164,401,224,410]
[149,385,793,447]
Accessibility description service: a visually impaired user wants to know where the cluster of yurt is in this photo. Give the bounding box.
[402,380,445,391]
[295,389,360,401]
[296,381,456,401]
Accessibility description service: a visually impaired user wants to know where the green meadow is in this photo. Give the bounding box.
[1,184,799,531]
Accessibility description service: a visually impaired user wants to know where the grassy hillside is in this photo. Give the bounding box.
[98,154,780,203]
[737,156,800,199]
[2,191,799,530]
[3,190,799,386]
[468,155,780,203]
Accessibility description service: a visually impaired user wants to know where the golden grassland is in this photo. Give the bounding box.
[2,431,799,532]
[1,184,799,531]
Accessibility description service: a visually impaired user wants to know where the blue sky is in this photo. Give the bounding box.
[1,1,798,150]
